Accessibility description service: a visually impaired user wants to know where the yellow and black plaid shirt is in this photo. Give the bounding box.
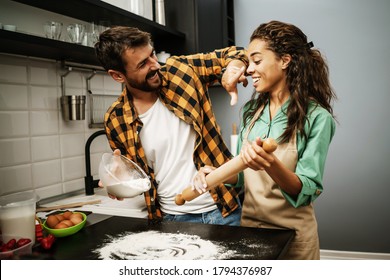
[104,46,248,222]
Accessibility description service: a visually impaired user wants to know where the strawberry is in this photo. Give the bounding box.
[16,238,31,248]
[40,234,55,250]
[5,238,16,250]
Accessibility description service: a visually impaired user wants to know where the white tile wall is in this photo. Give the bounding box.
[0,111,29,138]
[0,54,119,199]
[0,138,30,166]
[0,84,29,109]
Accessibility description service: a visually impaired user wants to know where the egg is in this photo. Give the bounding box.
[70,216,83,225]
[62,211,73,219]
[69,212,83,221]
[56,214,65,222]
[61,220,74,227]
[46,215,59,228]
[54,222,69,229]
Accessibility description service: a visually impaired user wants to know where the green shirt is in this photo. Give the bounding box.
[237,99,336,207]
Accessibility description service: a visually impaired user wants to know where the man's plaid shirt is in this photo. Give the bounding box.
[104,46,248,222]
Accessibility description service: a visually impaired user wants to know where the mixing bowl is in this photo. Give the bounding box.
[99,153,151,198]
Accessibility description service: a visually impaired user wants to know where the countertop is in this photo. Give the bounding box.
[33,215,294,260]
[36,188,148,219]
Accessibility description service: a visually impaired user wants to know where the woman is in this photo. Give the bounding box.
[238,20,337,259]
[193,20,336,259]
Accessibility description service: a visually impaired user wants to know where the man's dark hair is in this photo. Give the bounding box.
[95,26,152,74]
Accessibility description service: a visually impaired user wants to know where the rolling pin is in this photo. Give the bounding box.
[175,138,277,205]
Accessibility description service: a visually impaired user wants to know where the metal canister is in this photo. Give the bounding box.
[60,95,86,121]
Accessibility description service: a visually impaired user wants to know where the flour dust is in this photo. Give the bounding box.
[94,230,274,260]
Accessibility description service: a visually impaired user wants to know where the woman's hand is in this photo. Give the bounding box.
[240,137,275,171]
[191,165,216,194]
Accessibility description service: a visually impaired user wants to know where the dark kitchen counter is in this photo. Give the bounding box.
[33,215,294,260]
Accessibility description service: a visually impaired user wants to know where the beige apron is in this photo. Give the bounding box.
[240,108,320,260]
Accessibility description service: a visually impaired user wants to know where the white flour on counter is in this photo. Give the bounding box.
[94,231,238,260]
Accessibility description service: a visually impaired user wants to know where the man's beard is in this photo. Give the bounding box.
[127,70,161,92]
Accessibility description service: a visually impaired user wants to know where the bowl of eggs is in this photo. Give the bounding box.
[42,211,87,237]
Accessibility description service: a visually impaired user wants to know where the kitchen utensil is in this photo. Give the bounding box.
[42,212,87,237]
[44,21,62,40]
[0,191,39,243]
[99,153,151,198]
[230,123,238,156]
[67,23,85,44]
[60,95,86,121]
[175,138,278,205]
[36,199,102,212]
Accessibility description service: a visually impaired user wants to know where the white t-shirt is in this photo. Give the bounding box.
[139,98,217,215]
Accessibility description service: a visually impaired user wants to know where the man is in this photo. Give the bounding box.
[95,26,248,225]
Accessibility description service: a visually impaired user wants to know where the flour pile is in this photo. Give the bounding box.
[94,231,237,260]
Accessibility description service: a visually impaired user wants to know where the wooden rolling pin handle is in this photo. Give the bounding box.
[175,138,277,205]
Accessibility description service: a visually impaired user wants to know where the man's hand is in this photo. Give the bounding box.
[99,149,124,201]
[221,65,248,106]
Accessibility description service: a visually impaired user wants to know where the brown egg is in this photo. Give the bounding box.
[46,215,59,228]
[61,219,74,227]
[62,211,73,219]
[70,216,82,225]
[54,222,69,229]
[69,212,83,221]
[56,214,65,222]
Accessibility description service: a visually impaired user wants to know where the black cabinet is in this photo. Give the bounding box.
[0,0,235,65]
[165,0,235,54]
[0,0,186,66]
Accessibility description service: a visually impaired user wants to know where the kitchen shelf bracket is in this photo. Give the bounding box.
[60,67,72,97]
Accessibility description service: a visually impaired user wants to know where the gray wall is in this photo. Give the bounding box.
[210,0,390,253]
